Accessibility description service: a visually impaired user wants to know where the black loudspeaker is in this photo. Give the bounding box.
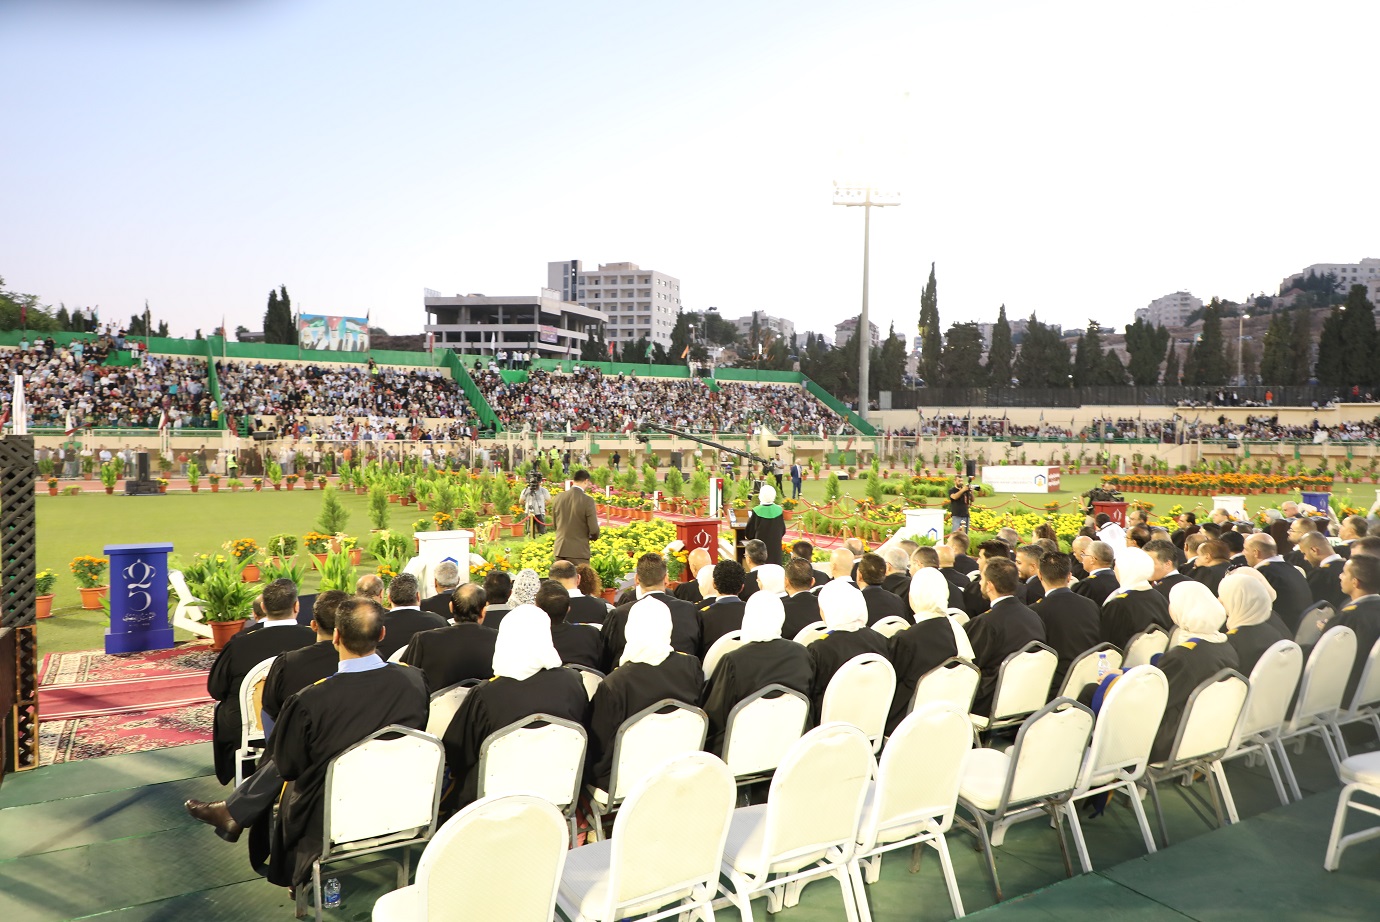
[1227,440,1241,449]
[136,452,150,481]
[563,435,577,443]
[669,451,683,470]
[251,429,277,441]
[965,460,977,479]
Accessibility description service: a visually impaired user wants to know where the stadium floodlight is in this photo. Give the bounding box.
[833,184,900,422]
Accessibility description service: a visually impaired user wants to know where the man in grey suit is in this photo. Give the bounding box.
[550,468,601,567]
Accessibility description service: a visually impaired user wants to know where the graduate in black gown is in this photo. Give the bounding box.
[1219,569,1292,677]
[442,605,589,809]
[744,484,786,566]
[806,580,891,723]
[701,591,813,753]
[964,558,1046,717]
[1100,547,1173,649]
[1151,582,1241,763]
[886,570,974,734]
[585,596,704,791]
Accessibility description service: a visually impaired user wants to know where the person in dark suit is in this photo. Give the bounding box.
[551,560,612,625]
[880,548,913,607]
[534,580,602,669]
[857,553,909,626]
[1015,544,1046,606]
[207,579,316,784]
[601,553,702,669]
[673,548,713,604]
[744,484,786,566]
[1146,539,1191,598]
[964,558,1046,716]
[782,559,823,638]
[1099,547,1172,650]
[1189,539,1233,596]
[947,532,978,575]
[1245,533,1314,633]
[698,558,749,654]
[1298,532,1346,608]
[400,583,497,691]
[1330,556,1380,708]
[377,573,448,660]
[420,560,461,620]
[550,469,601,567]
[964,540,1021,616]
[262,590,349,722]
[886,570,972,733]
[1069,536,1092,581]
[1220,531,1248,573]
[1029,552,1100,692]
[739,539,769,601]
[480,570,514,631]
[792,540,832,590]
[1071,541,1118,607]
[806,581,892,723]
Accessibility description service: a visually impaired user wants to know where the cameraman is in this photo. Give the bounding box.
[519,472,552,535]
[948,476,975,533]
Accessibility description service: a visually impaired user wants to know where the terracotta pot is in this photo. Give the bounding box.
[255,483,263,491]
[286,482,296,490]
[304,481,313,490]
[509,524,525,537]
[190,485,199,493]
[500,515,513,526]
[79,585,109,610]
[84,472,93,481]
[418,503,429,512]
[105,486,114,495]
[36,594,54,619]
[160,485,168,493]
[209,618,248,651]
[356,487,368,495]
[48,487,58,496]
[601,587,619,603]
[388,494,400,503]
[241,564,261,583]
[210,483,220,493]
[273,484,282,491]
[349,548,362,566]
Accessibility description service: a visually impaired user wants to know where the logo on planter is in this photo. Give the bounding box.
[123,559,157,626]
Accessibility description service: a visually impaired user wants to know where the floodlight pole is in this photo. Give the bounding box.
[834,186,899,422]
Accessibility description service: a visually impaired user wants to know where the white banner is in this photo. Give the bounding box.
[980,465,1061,493]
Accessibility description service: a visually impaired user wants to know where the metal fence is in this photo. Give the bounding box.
[883,385,1347,410]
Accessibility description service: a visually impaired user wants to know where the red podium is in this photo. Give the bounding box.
[676,518,721,562]
[1092,501,1128,527]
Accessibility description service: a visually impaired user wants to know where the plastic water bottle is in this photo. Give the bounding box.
[323,878,342,909]
[1096,650,1111,680]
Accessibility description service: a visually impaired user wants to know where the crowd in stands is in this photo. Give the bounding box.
[889,413,1380,444]
[472,366,848,434]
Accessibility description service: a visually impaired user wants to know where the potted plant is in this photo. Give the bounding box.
[100,462,118,495]
[252,477,263,491]
[156,477,169,494]
[226,537,261,582]
[260,554,308,589]
[199,556,262,650]
[36,569,56,619]
[47,476,59,496]
[267,533,299,563]
[81,454,96,481]
[70,555,109,609]
[227,477,243,492]
[187,461,200,493]
[209,472,221,493]
[317,474,328,490]
[303,531,333,565]
[267,460,283,490]
[337,535,362,566]
[316,548,358,592]
[285,473,299,491]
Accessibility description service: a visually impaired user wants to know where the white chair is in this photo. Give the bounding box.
[566,664,606,700]
[299,725,445,922]
[1222,640,1305,804]
[477,714,588,838]
[719,723,875,922]
[586,700,708,841]
[1332,637,1380,759]
[909,658,981,717]
[721,685,811,785]
[821,653,897,753]
[852,703,972,922]
[703,629,746,681]
[168,569,213,639]
[425,679,481,738]
[955,698,1095,901]
[557,752,735,922]
[792,621,829,646]
[387,646,408,664]
[1121,626,1170,669]
[373,794,567,922]
[971,642,1058,735]
[1324,751,1380,871]
[1142,669,1249,846]
[870,616,910,639]
[1278,625,1355,781]
[1058,643,1123,699]
[1295,600,1335,647]
[233,657,277,787]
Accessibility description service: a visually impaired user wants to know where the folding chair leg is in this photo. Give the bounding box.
[1324,783,1357,871]
[1146,778,1169,849]
[849,860,874,922]
[312,860,324,922]
[932,835,966,919]
[1048,802,1074,878]
[1258,744,1290,807]
[835,865,862,922]
[908,843,922,875]
[1319,725,1344,778]
[1332,720,1351,761]
[1064,800,1092,873]
[1274,738,1303,801]
[783,878,804,907]
[1201,764,1226,827]
[973,814,1003,902]
[1125,781,1158,855]
[1210,762,1239,825]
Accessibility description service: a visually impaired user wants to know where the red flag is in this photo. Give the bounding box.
[680,344,690,359]
[607,342,615,357]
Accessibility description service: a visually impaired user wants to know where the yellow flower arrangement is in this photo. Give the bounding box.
[70,555,109,589]
[224,538,259,562]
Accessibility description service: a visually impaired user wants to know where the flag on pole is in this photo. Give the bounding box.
[158,409,169,432]
[680,344,690,359]
[607,342,615,357]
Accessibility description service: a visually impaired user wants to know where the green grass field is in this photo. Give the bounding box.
[36,471,1368,656]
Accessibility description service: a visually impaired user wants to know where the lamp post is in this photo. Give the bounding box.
[833,184,900,421]
[1237,312,1251,385]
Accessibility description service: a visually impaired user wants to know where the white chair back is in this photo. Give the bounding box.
[426,680,480,738]
[1293,626,1358,725]
[1122,627,1170,668]
[608,700,709,802]
[859,703,971,851]
[1346,637,1380,713]
[238,656,277,744]
[702,630,746,680]
[324,726,443,852]
[602,752,736,918]
[1294,600,1334,647]
[721,685,811,777]
[1059,644,1124,699]
[1005,699,1095,806]
[169,570,203,608]
[910,657,981,716]
[820,653,897,751]
[1169,670,1249,764]
[477,714,587,812]
[387,646,408,664]
[870,616,910,638]
[988,642,1059,723]
[414,794,567,922]
[567,664,605,700]
[792,621,829,646]
[1231,641,1303,746]
[1077,666,1167,790]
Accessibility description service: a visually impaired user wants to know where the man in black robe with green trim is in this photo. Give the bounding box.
[745,483,785,565]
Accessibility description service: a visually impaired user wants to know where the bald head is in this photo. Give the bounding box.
[355,574,385,602]
[936,545,956,567]
[1071,535,1092,556]
[687,548,712,576]
[1244,533,1278,566]
[830,548,856,579]
[1296,531,1334,565]
[844,537,865,557]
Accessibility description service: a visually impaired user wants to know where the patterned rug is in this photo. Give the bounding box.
[38,642,218,766]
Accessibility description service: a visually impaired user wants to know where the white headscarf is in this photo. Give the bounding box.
[759,484,777,505]
[1112,547,1154,598]
[620,596,674,666]
[510,568,542,607]
[1232,565,1277,602]
[697,564,717,600]
[741,591,786,642]
[819,580,868,632]
[755,564,785,595]
[491,605,563,680]
[909,569,952,621]
[1219,570,1275,630]
[1168,581,1228,644]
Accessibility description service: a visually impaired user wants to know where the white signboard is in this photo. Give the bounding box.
[980,465,1062,494]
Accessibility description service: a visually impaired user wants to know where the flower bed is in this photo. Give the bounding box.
[1100,473,1333,495]
[515,519,676,578]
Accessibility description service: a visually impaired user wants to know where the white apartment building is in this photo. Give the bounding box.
[834,317,880,348]
[547,260,681,349]
[423,289,606,359]
[1134,291,1202,328]
[1282,258,1380,302]
[730,311,795,345]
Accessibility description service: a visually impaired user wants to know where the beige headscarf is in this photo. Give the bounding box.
[697,564,717,601]
[491,605,563,680]
[1219,570,1275,630]
[741,591,786,643]
[1112,547,1154,598]
[1167,581,1228,644]
[620,596,674,666]
[908,569,952,621]
[819,580,868,632]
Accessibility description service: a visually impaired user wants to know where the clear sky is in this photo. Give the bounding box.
[3,0,1375,341]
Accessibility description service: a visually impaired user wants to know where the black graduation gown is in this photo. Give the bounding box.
[673,580,704,604]
[567,594,612,625]
[207,623,317,784]
[401,622,497,692]
[1330,596,1380,707]
[1258,561,1314,633]
[806,629,892,723]
[443,667,590,809]
[964,597,1046,717]
[881,572,913,610]
[1191,562,1230,596]
[1225,615,1291,677]
[378,608,449,660]
[420,593,452,620]
[745,507,786,565]
[1152,572,1191,599]
[585,652,704,790]
[262,639,338,722]
[551,621,603,669]
[268,664,429,887]
[601,592,701,670]
[782,592,823,640]
[1030,588,1101,691]
[1072,570,1118,607]
[699,598,748,656]
[701,640,814,752]
[1150,641,1240,763]
[861,586,909,626]
[1308,559,1346,608]
[1100,588,1173,650]
[886,618,961,734]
